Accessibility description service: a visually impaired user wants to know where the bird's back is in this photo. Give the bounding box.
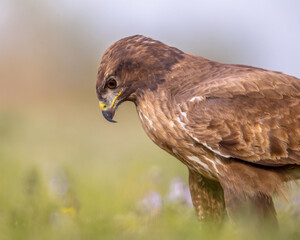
[166,55,300,167]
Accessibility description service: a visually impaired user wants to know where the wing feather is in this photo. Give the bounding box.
[176,64,300,166]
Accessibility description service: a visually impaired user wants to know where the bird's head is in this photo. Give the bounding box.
[96,35,184,122]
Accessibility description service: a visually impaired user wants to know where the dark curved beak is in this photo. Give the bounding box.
[101,108,117,123]
[98,91,122,123]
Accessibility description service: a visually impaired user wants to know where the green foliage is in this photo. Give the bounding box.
[0,100,300,240]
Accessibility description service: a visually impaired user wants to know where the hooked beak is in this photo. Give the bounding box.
[99,91,122,123]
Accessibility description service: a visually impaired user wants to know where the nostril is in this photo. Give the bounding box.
[99,102,109,111]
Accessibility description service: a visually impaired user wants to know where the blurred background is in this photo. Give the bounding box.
[0,0,300,239]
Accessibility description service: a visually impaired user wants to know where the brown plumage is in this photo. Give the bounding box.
[96,35,300,223]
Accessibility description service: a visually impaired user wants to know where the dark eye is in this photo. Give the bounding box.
[106,78,117,89]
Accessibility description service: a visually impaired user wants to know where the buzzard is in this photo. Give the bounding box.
[96,35,300,223]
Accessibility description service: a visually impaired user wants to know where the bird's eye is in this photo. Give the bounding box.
[106,78,117,89]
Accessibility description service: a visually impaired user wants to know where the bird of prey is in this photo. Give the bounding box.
[96,35,300,223]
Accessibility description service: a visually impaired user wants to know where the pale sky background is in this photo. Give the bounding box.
[0,0,299,103]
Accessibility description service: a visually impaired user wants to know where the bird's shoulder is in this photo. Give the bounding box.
[171,58,300,101]
[171,60,300,166]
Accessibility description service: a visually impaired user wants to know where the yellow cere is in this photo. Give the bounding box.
[99,102,108,111]
[99,91,122,111]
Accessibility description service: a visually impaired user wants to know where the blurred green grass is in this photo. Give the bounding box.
[0,95,300,240]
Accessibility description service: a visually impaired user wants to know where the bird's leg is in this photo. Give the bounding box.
[188,169,226,221]
[222,186,278,226]
[218,161,279,226]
